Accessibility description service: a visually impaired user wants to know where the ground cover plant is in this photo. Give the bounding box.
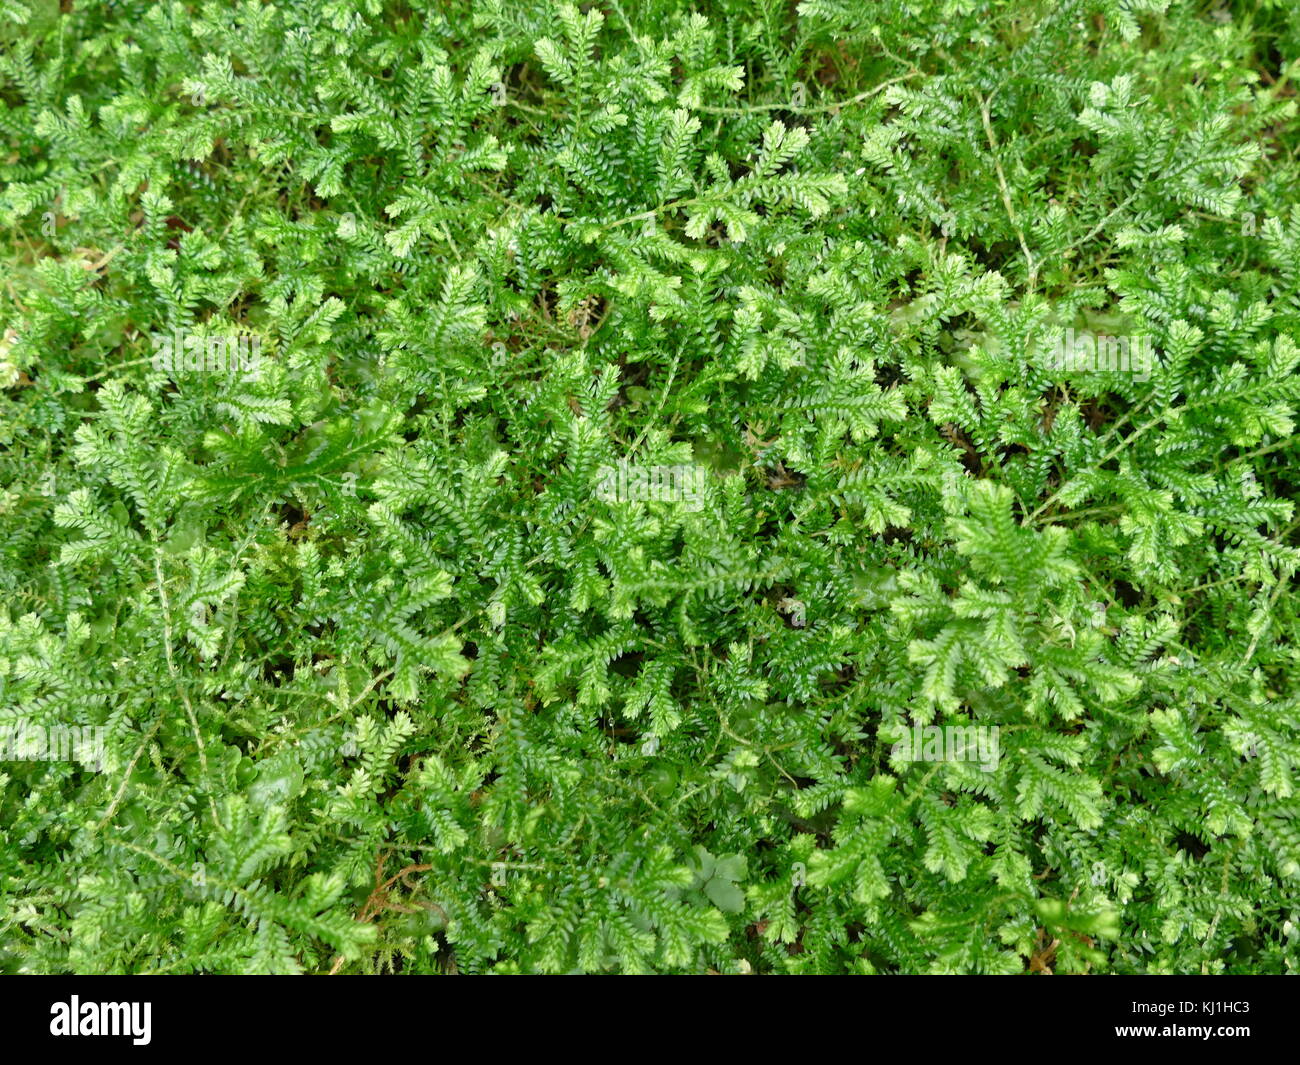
[1,0,1299,975]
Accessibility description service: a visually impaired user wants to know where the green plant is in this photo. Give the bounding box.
[1,0,1298,974]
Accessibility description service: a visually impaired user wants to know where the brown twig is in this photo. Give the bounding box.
[326,853,441,975]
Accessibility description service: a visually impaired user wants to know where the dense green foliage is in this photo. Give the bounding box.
[2,0,1299,974]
